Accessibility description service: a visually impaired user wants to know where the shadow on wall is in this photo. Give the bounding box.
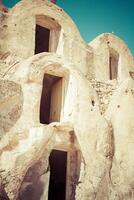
[17,161,49,200]
[0,185,10,200]
[18,180,45,200]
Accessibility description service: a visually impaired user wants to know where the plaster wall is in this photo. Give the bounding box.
[89,33,134,82]
[0,0,93,77]
[0,1,134,200]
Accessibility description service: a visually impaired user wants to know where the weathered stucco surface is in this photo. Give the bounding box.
[89,33,134,82]
[0,0,134,200]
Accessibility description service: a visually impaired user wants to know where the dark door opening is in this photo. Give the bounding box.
[48,150,67,200]
[109,53,119,80]
[35,24,50,54]
[40,74,63,124]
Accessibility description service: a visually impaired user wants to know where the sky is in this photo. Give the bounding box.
[2,0,134,55]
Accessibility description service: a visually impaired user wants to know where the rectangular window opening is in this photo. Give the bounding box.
[35,24,50,54]
[35,15,61,54]
[40,74,63,124]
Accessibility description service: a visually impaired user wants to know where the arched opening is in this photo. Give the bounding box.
[109,48,119,80]
[35,15,61,54]
[40,73,64,124]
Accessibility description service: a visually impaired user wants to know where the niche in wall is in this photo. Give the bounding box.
[109,48,119,80]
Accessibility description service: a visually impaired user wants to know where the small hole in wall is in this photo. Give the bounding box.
[3,24,8,28]
[91,100,95,106]
[40,74,63,124]
[107,41,110,44]
[129,71,134,80]
[117,105,120,108]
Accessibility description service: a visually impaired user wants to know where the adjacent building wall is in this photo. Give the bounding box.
[89,33,134,82]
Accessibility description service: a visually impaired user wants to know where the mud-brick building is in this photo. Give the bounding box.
[0,0,134,200]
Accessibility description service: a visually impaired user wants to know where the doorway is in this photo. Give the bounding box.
[48,150,67,200]
[40,74,63,124]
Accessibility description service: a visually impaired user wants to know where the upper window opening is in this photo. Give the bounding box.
[35,15,61,54]
[109,48,119,80]
[35,24,50,54]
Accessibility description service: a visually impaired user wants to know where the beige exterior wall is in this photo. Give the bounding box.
[0,0,93,77]
[89,33,134,82]
[0,1,134,200]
